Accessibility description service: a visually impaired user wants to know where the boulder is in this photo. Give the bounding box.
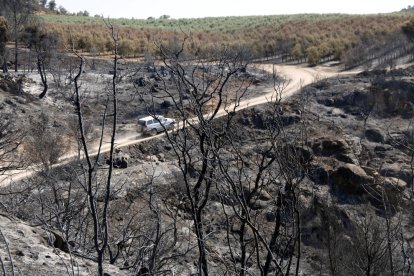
[380,163,412,183]
[374,144,392,152]
[312,137,349,157]
[282,144,314,163]
[49,231,71,253]
[365,128,386,143]
[383,177,407,190]
[375,177,408,209]
[368,80,414,117]
[157,153,165,162]
[331,90,369,112]
[331,164,373,195]
[335,153,358,165]
[309,165,329,185]
[238,108,267,129]
[361,166,377,176]
[161,100,172,108]
[107,153,129,169]
[312,137,359,164]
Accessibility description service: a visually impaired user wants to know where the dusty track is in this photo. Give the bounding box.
[0,63,359,185]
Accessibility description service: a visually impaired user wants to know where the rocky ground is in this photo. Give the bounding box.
[0,211,124,275]
[105,65,414,274]
[122,66,414,274]
[1,64,414,274]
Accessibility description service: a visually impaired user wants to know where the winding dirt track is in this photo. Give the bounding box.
[108,64,354,148]
[0,63,358,185]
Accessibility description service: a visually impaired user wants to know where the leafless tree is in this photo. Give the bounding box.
[135,35,311,275]
[70,24,118,274]
[212,72,309,276]
[345,210,389,276]
[105,164,193,274]
[135,39,254,274]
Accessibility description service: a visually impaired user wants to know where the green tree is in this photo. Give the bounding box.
[47,0,56,11]
[291,43,303,63]
[118,39,134,57]
[307,46,320,66]
[318,41,331,61]
[329,39,345,60]
[77,35,92,52]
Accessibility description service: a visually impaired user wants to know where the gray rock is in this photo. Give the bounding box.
[108,154,129,169]
[336,153,358,165]
[377,177,408,209]
[161,100,172,108]
[383,177,407,190]
[374,144,392,152]
[365,128,386,143]
[331,164,373,195]
[309,165,329,185]
[361,166,377,176]
[312,137,361,164]
[157,153,165,162]
[312,137,349,157]
[380,163,412,183]
[248,199,269,210]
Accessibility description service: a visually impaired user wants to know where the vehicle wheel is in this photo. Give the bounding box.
[151,129,158,136]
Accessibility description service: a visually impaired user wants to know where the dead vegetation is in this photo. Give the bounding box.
[0,45,414,275]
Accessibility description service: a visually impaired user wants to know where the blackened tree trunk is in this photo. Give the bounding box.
[37,58,48,99]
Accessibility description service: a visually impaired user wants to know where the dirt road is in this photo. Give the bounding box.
[0,63,358,185]
[114,63,356,147]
